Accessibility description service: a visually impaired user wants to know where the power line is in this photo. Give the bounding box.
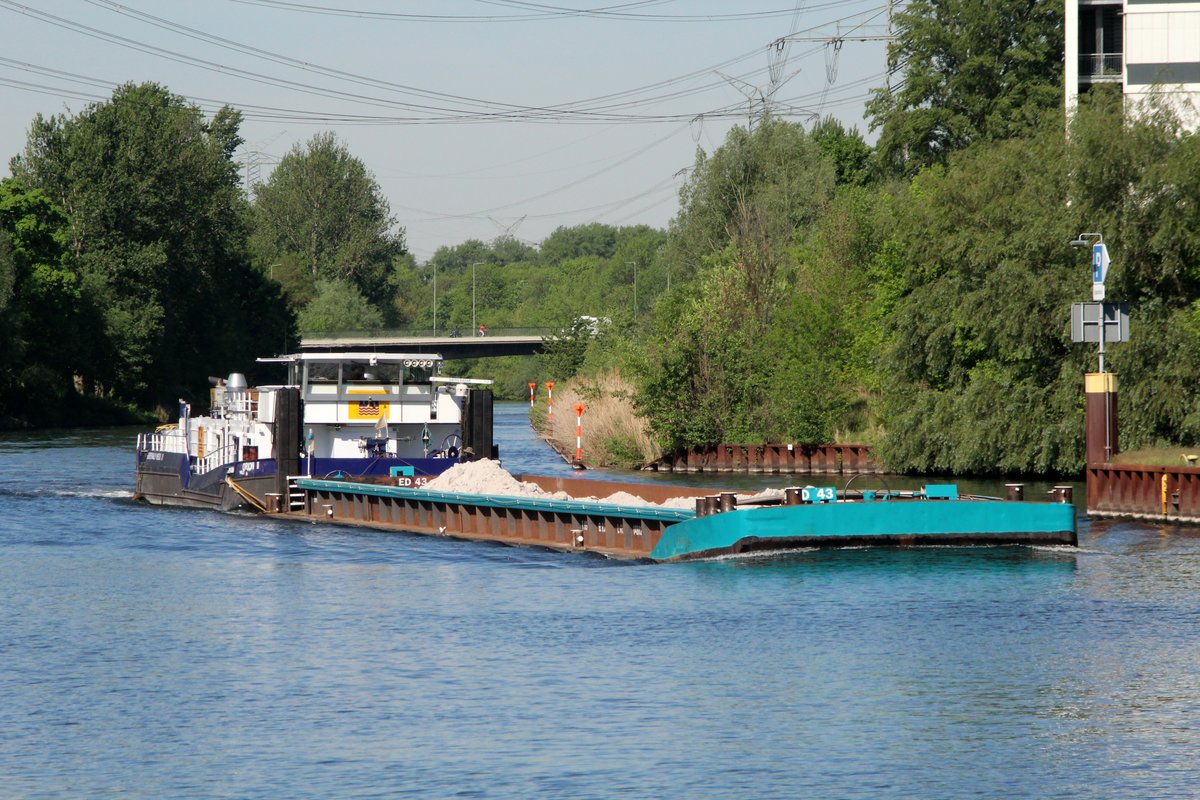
[3,0,888,125]
[87,0,845,118]
[227,0,842,23]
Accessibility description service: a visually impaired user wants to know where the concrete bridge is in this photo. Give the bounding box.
[300,328,551,359]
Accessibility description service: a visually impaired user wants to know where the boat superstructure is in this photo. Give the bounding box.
[134,351,494,510]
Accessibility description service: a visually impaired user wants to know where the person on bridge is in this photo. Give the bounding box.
[478,324,487,337]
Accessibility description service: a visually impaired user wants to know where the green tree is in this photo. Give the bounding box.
[1067,86,1200,304]
[0,180,76,371]
[0,179,106,424]
[540,223,619,264]
[297,279,385,333]
[538,317,600,381]
[0,235,13,313]
[662,118,835,287]
[426,239,494,278]
[251,132,404,312]
[811,117,874,186]
[873,115,1091,474]
[635,119,841,447]
[11,82,293,407]
[867,0,1063,174]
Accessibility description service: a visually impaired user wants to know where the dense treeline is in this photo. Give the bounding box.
[0,81,670,423]
[1,84,291,425]
[628,92,1200,476]
[4,0,1200,477]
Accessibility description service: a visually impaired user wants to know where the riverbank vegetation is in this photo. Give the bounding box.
[4,0,1200,477]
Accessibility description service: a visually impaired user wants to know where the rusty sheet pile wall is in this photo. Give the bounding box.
[1088,464,1200,522]
[651,444,877,474]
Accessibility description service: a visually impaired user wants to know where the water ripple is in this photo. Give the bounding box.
[3,407,1200,798]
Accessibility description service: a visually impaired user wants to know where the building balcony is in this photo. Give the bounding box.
[1079,52,1124,83]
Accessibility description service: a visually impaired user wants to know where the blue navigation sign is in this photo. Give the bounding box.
[1092,242,1110,284]
[1092,243,1110,301]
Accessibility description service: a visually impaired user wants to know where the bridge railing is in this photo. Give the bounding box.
[303,327,557,340]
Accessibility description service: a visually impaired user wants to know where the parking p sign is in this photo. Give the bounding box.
[1092,243,1110,301]
[1092,243,1110,284]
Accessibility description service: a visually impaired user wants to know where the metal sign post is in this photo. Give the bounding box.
[1072,303,1129,462]
[1071,232,1129,462]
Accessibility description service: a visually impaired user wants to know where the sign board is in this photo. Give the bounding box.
[1092,243,1110,285]
[1071,302,1130,343]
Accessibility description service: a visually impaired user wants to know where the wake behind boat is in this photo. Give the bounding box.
[134,351,495,511]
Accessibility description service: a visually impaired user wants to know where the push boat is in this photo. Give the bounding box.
[134,351,495,511]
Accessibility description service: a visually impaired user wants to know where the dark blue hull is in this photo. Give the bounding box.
[135,451,459,510]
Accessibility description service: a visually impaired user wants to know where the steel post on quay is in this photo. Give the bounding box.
[1085,373,1118,466]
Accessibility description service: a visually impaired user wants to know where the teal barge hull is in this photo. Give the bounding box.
[283,475,1077,562]
[649,499,1077,562]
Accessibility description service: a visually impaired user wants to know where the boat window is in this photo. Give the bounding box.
[404,363,432,384]
[353,364,399,385]
[371,364,400,386]
[345,362,378,382]
[308,362,339,382]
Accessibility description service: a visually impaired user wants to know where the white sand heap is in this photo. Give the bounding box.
[424,458,551,496]
[423,459,781,510]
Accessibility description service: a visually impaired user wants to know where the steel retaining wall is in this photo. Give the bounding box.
[650,443,877,474]
[1087,463,1200,522]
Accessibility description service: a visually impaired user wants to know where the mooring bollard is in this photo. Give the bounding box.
[720,492,737,513]
[1005,484,1025,502]
[784,487,801,506]
[695,497,708,518]
[1050,485,1074,503]
[705,495,721,515]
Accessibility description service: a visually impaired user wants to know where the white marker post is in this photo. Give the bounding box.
[574,403,585,463]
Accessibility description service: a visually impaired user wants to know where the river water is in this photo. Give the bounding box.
[2,404,1199,799]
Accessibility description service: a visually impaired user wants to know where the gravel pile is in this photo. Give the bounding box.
[424,460,781,510]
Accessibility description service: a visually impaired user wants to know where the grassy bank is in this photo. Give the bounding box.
[1112,446,1200,468]
[533,370,660,469]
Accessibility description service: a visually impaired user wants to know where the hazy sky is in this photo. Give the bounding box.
[0,0,892,262]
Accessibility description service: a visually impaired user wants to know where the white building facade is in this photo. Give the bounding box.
[1065,0,1200,127]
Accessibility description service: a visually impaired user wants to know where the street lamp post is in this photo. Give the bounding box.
[1070,232,1106,371]
[432,262,437,336]
[1071,231,1114,461]
[626,261,637,318]
[472,262,484,335]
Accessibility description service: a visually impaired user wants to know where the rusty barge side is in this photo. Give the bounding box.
[287,476,691,559]
[278,475,1077,562]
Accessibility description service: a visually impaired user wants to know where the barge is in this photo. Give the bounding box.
[278,471,1078,562]
[134,351,495,511]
